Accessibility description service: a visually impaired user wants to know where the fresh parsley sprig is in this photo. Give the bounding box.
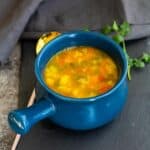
[101,21,150,80]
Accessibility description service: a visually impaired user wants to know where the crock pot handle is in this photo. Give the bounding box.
[8,99,55,135]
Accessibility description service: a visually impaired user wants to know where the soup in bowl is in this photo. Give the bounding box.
[43,46,119,98]
[8,31,128,135]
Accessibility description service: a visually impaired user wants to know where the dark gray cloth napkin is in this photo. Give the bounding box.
[0,0,150,63]
[0,0,43,64]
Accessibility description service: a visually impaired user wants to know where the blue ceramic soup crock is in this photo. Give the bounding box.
[8,31,128,135]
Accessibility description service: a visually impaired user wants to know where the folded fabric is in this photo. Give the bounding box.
[0,0,150,63]
[122,0,150,24]
[24,0,124,32]
[0,0,43,64]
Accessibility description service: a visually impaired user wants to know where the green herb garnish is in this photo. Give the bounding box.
[83,27,90,32]
[101,21,150,80]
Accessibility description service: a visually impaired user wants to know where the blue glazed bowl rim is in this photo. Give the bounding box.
[35,31,128,103]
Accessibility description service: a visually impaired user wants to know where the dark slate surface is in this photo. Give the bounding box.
[18,40,36,108]
[17,38,150,150]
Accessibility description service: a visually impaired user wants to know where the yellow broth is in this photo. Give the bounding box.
[43,46,119,98]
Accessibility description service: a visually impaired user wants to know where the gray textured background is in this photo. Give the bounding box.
[0,0,150,63]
